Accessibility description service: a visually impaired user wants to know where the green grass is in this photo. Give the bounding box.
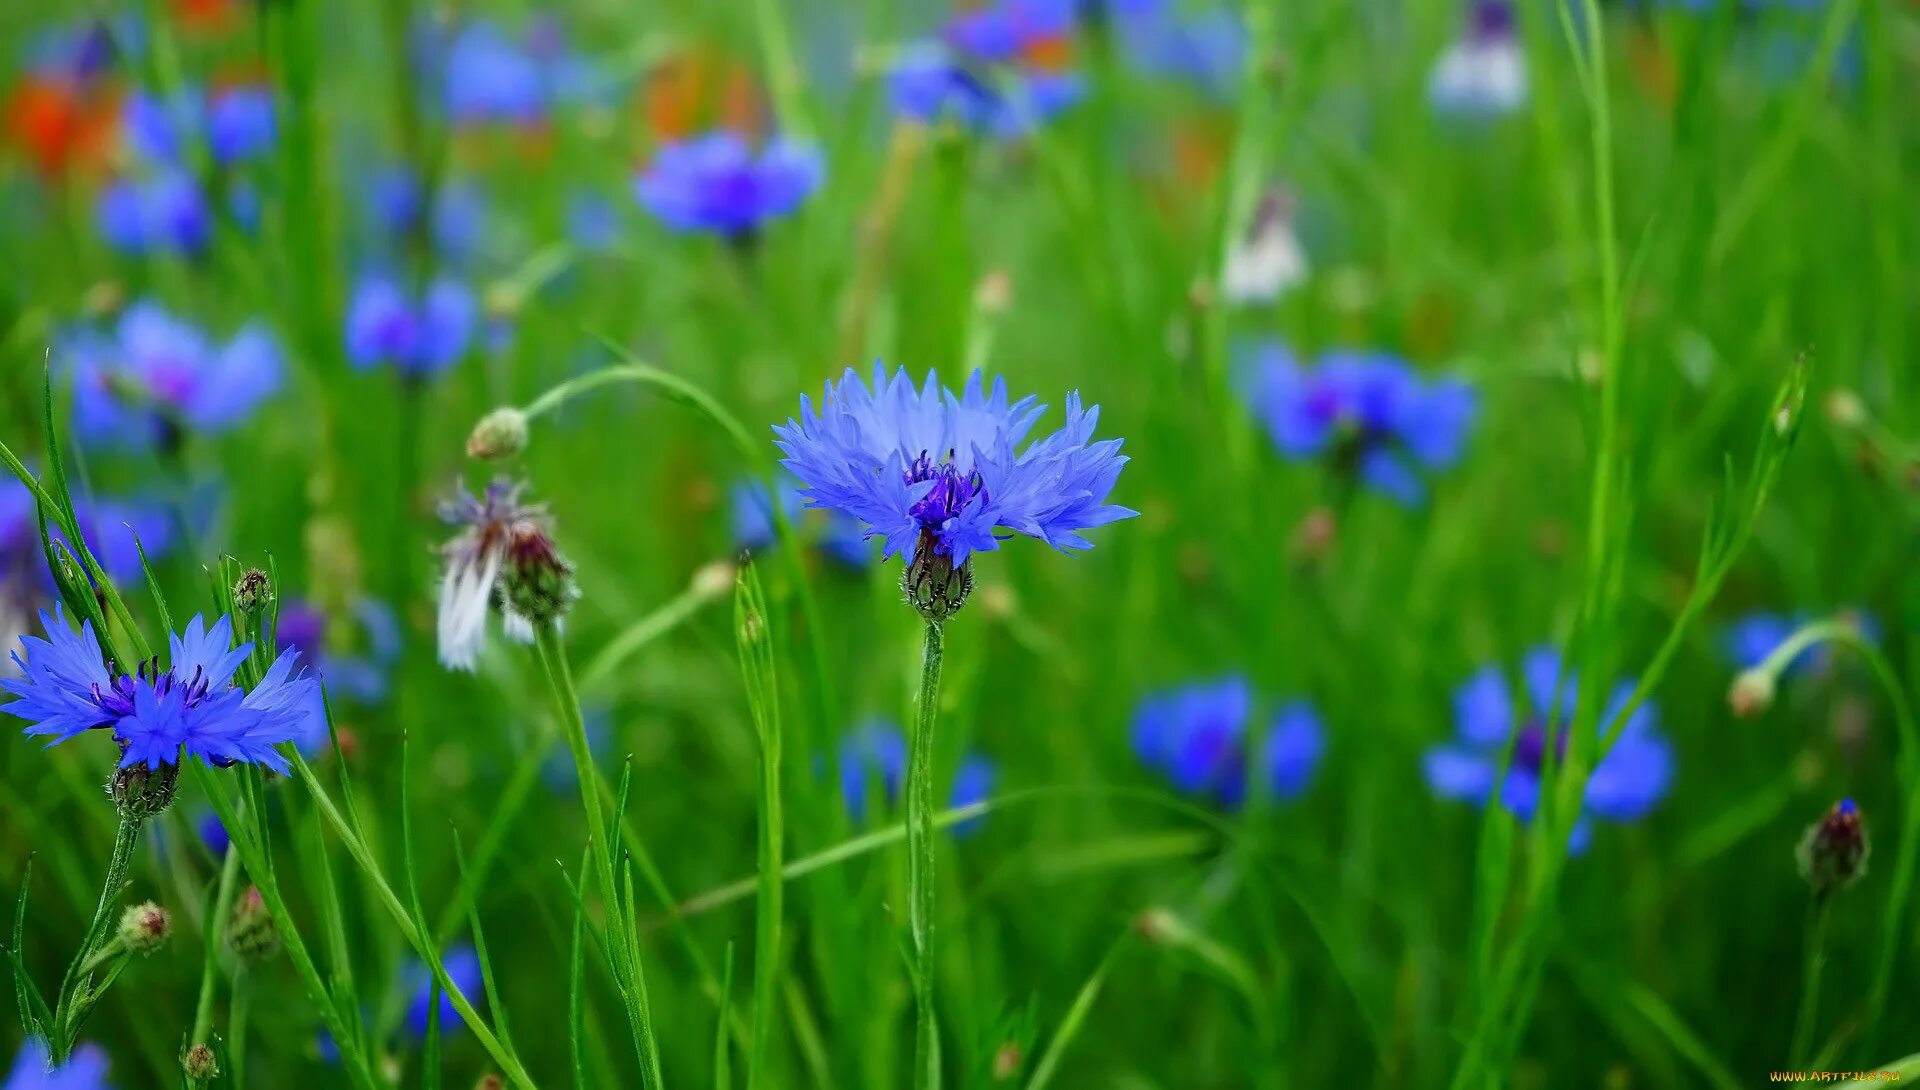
[1,0,1916,1086]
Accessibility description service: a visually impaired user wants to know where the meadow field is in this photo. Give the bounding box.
[0,0,1914,1087]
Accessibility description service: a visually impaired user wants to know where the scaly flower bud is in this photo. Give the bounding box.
[233,568,273,615]
[182,1043,218,1083]
[109,758,179,819]
[498,521,577,631]
[902,530,972,623]
[466,407,530,461]
[1797,798,1869,898]
[118,901,171,954]
[225,886,280,964]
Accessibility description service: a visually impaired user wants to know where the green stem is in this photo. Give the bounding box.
[190,845,244,1047]
[1791,897,1833,1069]
[908,620,946,1090]
[55,811,142,1056]
[535,623,663,1088]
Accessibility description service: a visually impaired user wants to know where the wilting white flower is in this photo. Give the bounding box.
[1221,187,1308,305]
[1430,1,1526,117]
[435,478,547,671]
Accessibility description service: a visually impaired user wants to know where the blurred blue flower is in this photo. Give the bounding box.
[887,0,1086,136]
[1423,647,1673,853]
[3,610,329,772]
[635,132,824,239]
[3,1037,112,1090]
[366,170,487,263]
[275,598,403,706]
[731,477,871,569]
[836,719,994,832]
[1114,4,1244,99]
[1429,1,1527,117]
[206,85,276,165]
[96,171,211,255]
[1243,344,1476,506]
[775,365,1136,566]
[345,274,476,378]
[196,810,229,856]
[66,302,284,446]
[1132,676,1325,807]
[440,20,549,126]
[23,19,120,88]
[0,477,178,589]
[567,189,621,252]
[404,945,483,1038]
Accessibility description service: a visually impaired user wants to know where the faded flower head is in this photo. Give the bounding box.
[3,609,328,785]
[1132,676,1326,807]
[1243,344,1476,506]
[774,365,1136,592]
[1423,647,1672,854]
[436,479,572,670]
[1798,798,1868,898]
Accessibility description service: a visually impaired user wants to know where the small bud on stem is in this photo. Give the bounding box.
[467,407,531,461]
[118,901,171,955]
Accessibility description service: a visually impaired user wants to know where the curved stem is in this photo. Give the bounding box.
[55,811,142,1056]
[908,620,946,1090]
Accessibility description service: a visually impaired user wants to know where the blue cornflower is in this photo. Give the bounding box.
[1132,676,1326,807]
[3,609,327,774]
[888,0,1085,136]
[197,810,229,857]
[205,85,276,165]
[1243,344,1476,506]
[366,170,487,263]
[774,365,1136,569]
[275,598,402,705]
[345,274,476,378]
[3,1037,112,1090]
[635,132,824,239]
[1423,647,1673,853]
[1113,4,1245,99]
[96,171,211,255]
[0,479,178,597]
[404,945,483,1038]
[731,477,871,569]
[66,302,284,447]
[439,20,549,126]
[1430,1,1527,117]
[836,719,994,833]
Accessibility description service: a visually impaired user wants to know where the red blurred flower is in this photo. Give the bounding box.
[4,76,120,178]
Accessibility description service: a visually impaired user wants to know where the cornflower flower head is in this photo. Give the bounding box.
[1423,647,1673,853]
[835,719,994,833]
[65,302,285,448]
[634,131,823,240]
[1132,676,1326,807]
[345,273,476,378]
[1243,344,1476,506]
[1798,798,1868,898]
[365,170,487,264]
[404,945,483,1038]
[95,171,211,256]
[4,1037,112,1090]
[1429,0,1527,117]
[774,364,1135,621]
[435,478,575,671]
[731,476,871,569]
[888,0,1084,137]
[1113,3,1245,100]
[3,609,327,791]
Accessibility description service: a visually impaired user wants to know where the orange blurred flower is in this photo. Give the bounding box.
[4,77,120,178]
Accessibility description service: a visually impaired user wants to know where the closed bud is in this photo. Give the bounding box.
[902,531,972,623]
[1728,669,1775,718]
[692,560,735,601]
[992,1042,1023,1081]
[467,407,530,461]
[1825,389,1866,430]
[118,901,171,954]
[1797,798,1869,898]
[233,568,273,615]
[474,1075,506,1090]
[1134,907,1177,943]
[182,1043,218,1083]
[225,886,280,964]
[109,758,179,819]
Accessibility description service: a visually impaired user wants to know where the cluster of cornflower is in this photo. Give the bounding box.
[98,80,276,256]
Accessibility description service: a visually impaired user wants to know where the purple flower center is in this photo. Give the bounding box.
[904,451,985,528]
[1512,717,1567,773]
[1469,0,1515,43]
[92,659,214,719]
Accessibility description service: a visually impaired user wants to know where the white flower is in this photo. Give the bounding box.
[1222,189,1308,305]
[1429,36,1526,116]
[435,479,543,671]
